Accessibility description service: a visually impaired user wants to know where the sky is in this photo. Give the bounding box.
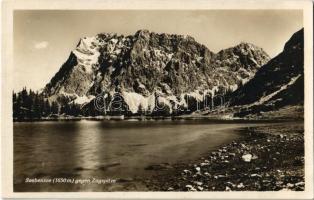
[13,10,303,91]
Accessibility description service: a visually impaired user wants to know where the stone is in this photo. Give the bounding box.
[295,182,305,186]
[225,186,232,191]
[204,172,211,177]
[237,183,245,188]
[242,154,253,162]
[167,187,174,191]
[200,162,209,166]
[197,186,204,191]
[226,181,236,188]
[280,188,292,191]
[185,185,196,191]
[194,181,203,186]
[250,174,262,178]
[229,153,236,157]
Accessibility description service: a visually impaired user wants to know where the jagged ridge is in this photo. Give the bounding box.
[44,29,270,114]
[229,28,304,117]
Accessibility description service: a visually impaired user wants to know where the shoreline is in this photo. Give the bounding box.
[144,122,304,191]
[13,105,304,122]
[13,115,303,123]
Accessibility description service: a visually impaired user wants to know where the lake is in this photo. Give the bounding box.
[14,119,272,191]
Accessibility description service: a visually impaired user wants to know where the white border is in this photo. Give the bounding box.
[1,0,313,199]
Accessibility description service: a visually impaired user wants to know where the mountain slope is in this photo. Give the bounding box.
[229,28,304,118]
[43,30,270,115]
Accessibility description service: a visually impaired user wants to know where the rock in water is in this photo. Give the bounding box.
[145,163,172,170]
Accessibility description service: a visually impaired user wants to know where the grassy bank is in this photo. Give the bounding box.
[145,122,304,191]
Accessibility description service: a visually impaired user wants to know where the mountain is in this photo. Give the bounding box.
[43,30,269,115]
[229,28,304,118]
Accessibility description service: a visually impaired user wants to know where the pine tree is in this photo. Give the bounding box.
[13,86,85,120]
[51,102,59,114]
[43,99,51,117]
[33,93,41,119]
[138,103,144,115]
[13,91,18,118]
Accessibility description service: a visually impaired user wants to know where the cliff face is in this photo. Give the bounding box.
[44,30,270,114]
[229,29,304,117]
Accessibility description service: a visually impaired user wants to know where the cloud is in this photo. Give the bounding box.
[34,41,49,49]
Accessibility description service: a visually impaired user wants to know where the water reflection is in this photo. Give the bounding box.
[14,120,260,191]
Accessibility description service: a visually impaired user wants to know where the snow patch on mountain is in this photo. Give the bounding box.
[73,36,101,73]
[121,92,155,113]
[249,74,301,107]
[74,95,96,105]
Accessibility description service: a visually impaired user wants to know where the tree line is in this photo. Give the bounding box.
[13,87,81,120]
[13,86,236,121]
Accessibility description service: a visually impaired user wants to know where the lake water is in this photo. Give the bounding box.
[14,120,269,191]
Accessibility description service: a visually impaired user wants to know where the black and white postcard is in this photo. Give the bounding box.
[1,0,313,199]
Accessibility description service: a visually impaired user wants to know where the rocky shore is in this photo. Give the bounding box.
[145,122,304,191]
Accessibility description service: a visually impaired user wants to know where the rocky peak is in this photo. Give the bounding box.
[212,42,270,87]
[44,29,271,114]
[229,28,304,113]
[135,29,151,38]
[284,28,304,51]
[215,42,270,67]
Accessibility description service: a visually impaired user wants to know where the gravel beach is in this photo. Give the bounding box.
[145,122,304,191]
